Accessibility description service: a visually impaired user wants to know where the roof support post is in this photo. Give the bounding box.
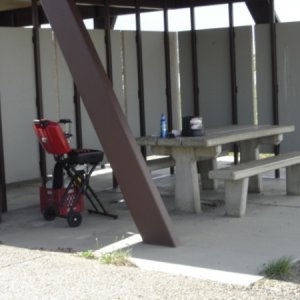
[73,83,83,148]
[163,4,173,131]
[270,0,280,177]
[163,4,174,175]
[93,4,118,182]
[190,3,200,116]
[228,1,239,164]
[270,0,279,127]
[32,0,47,185]
[0,97,6,218]
[101,1,119,187]
[135,1,146,158]
[104,0,113,81]
[40,0,178,247]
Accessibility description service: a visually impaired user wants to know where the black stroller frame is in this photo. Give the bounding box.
[58,152,118,222]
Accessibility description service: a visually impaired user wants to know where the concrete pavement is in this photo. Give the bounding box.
[1,160,300,286]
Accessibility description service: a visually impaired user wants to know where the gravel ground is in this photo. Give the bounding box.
[0,246,300,299]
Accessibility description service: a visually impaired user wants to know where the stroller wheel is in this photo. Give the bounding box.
[43,206,57,221]
[67,211,82,227]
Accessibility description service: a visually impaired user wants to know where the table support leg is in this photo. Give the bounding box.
[198,159,217,190]
[239,141,262,193]
[173,149,201,214]
[287,164,300,195]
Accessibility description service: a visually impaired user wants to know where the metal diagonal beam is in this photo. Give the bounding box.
[40,0,178,247]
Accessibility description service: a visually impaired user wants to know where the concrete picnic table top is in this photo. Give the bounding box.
[136,125,295,147]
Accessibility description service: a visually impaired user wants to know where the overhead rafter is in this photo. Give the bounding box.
[0,0,249,12]
[0,0,282,27]
[0,4,151,27]
[75,0,244,9]
[246,0,280,24]
[0,0,31,12]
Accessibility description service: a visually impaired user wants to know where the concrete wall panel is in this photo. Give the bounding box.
[236,26,254,125]
[111,31,125,113]
[40,30,65,172]
[276,22,300,152]
[255,25,273,125]
[256,22,300,152]
[79,30,106,150]
[179,27,254,129]
[0,28,39,183]
[197,28,231,128]
[142,31,167,136]
[123,31,140,137]
[178,31,194,118]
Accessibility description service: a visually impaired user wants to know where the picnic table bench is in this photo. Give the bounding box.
[209,151,300,217]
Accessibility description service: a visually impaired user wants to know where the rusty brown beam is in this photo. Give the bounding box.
[40,0,178,247]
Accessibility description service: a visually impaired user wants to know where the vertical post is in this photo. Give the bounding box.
[163,4,174,174]
[103,1,118,187]
[228,1,239,164]
[73,84,83,148]
[104,0,113,81]
[190,4,200,116]
[163,4,173,131]
[270,0,279,127]
[135,1,146,158]
[0,97,7,217]
[32,0,47,185]
[270,0,280,178]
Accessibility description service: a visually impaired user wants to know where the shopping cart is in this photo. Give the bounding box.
[33,119,117,227]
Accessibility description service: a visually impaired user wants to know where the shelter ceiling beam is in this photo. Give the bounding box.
[246,0,280,24]
[0,5,150,27]
[75,0,244,10]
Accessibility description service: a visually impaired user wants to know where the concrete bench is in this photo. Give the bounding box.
[146,156,175,171]
[209,151,300,217]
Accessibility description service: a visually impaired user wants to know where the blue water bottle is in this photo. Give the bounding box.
[160,113,167,138]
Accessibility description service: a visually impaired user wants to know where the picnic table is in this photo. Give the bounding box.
[137,125,295,214]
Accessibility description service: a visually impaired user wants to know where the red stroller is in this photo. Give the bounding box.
[33,119,117,227]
